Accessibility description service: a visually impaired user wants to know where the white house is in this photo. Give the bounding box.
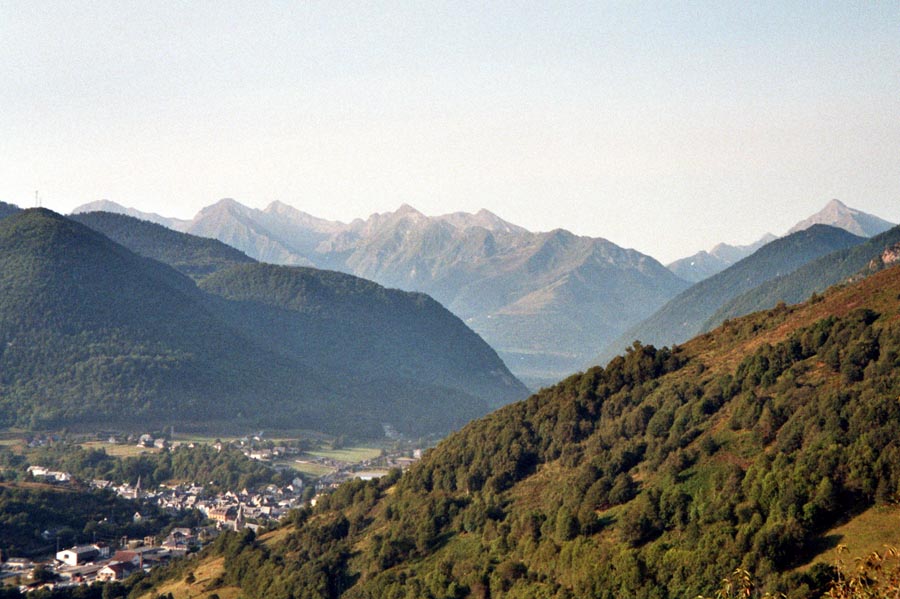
[56,545,100,567]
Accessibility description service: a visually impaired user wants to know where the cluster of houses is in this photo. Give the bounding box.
[7,436,429,593]
[50,530,202,587]
[0,530,208,592]
[85,476,307,529]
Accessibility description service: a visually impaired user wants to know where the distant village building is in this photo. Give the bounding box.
[97,561,138,582]
[27,465,72,483]
[3,558,33,571]
[249,449,272,461]
[56,545,100,567]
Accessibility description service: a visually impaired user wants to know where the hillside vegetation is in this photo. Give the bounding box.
[0,210,526,436]
[71,211,255,279]
[73,210,527,409]
[148,264,900,599]
[0,201,20,220]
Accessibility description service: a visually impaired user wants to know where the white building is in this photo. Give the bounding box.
[56,545,99,567]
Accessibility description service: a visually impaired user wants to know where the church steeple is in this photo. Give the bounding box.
[234,504,245,531]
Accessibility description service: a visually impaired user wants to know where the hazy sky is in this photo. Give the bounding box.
[2,2,898,262]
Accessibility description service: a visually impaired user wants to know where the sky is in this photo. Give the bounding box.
[1,2,898,263]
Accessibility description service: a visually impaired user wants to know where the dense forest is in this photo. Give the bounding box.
[124,264,900,599]
[70,212,255,280]
[0,209,525,436]
[0,483,179,557]
[0,202,20,220]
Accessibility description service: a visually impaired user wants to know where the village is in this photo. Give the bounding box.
[1,433,426,593]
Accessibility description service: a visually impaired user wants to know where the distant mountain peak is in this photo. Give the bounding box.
[209,197,243,210]
[788,199,894,237]
[73,199,129,214]
[71,200,188,229]
[395,203,426,218]
[669,233,777,283]
[265,199,294,213]
[436,208,527,234]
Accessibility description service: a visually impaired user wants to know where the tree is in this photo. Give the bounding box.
[31,563,57,584]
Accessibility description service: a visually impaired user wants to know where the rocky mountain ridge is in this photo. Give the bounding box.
[73,199,690,387]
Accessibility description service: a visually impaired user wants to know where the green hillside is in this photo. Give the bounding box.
[69,210,527,409]
[599,225,865,365]
[71,210,256,279]
[707,224,900,328]
[0,209,325,431]
[200,264,527,409]
[146,263,900,599]
[0,209,525,436]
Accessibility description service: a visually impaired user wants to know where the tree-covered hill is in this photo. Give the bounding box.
[0,209,525,436]
[70,211,256,280]
[707,223,900,328]
[0,208,323,431]
[150,263,900,599]
[71,210,528,409]
[200,264,527,410]
[598,225,865,365]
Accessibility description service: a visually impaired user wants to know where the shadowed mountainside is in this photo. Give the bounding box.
[0,209,527,436]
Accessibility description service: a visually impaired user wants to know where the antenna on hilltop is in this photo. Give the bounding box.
[34,191,41,208]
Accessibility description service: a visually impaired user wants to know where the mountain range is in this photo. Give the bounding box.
[709,223,900,327]
[598,224,868,363]
[75,199,691,387]
[666,233,777,282]
[666,199,893,283]
[73,198,895,385]
[0,209,527,436]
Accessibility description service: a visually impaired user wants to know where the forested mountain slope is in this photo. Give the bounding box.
[0,210,525,435]
[73,210,528,409]
[71,211,256,279]
[0,209,270,429]
[75,199,689,387]
[600,225,864,364]
[152,262,900,599]
[200,264,527,410]
[708,224,900,328]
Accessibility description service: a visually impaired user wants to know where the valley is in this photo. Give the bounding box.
[4,5,900,597]
[2,197,899,599]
